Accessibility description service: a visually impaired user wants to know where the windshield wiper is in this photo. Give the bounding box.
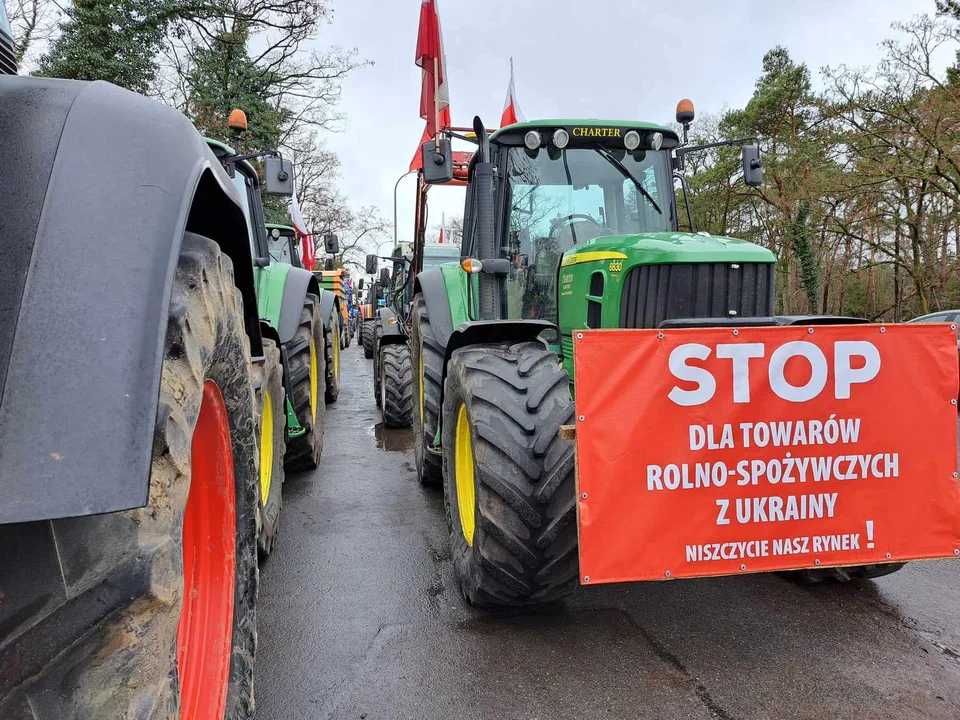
[593,144,662,216]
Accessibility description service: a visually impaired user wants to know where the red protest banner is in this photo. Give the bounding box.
[573,324,960,584]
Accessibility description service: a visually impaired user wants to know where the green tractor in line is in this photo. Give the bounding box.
[205,122,343,559]
[264,222,345,404]
[404,109,899,608]
[368,243,462,428]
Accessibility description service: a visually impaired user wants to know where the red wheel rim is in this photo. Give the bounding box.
[177,380,237,720]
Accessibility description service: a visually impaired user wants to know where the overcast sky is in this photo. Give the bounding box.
[318,0,940,251]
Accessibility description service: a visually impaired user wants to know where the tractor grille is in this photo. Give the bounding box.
[0,32,16,76]
[619,262,774,329]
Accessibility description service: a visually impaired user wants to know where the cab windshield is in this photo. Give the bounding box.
[0,3,10,38]
[504,145,674,322]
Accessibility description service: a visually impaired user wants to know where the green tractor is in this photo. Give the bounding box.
[205,129,339,556]
[406,110,899,608]
[264,222,344,404]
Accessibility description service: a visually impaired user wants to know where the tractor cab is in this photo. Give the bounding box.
[266,223,301,267]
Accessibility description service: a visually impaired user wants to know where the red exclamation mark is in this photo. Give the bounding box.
[866,520,875,549]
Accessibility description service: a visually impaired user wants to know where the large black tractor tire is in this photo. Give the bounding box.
[343,318,352,348]
[0,232,258,719]
[373,322,382,407]
[284,295,326,470]
[255,337,286,556]
[324,315,341,404]
[361,319,375,359]
[441,341,578,607]
[411,295,443,487]
[787,563,907,583]
[380,343,414,428]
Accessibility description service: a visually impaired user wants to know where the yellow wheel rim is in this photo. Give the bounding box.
[309,338,319,422]
[333,325,340,382]
[455,403,476,546]
[418,352,425,424]
[259,389,274,505]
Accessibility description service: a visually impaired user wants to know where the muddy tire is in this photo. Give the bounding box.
[380,343,414,428]
[787,563,907,583]
[0,232,258,718]
[284,295,326,470]
[361,319,375,359]
[255,337,286,556]
[373,322,382,407]
[441,341,578,607]
[411,295,443,487]
[324,315,341,404]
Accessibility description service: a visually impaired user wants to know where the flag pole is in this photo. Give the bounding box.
[433,55,441,139]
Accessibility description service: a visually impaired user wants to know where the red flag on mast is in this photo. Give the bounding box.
[410,0,450,171]
[500,58,526,127]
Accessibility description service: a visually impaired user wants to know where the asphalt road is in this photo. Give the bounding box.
[256,341,960,720]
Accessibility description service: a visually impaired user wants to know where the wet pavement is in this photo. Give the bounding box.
[256,342,960,720]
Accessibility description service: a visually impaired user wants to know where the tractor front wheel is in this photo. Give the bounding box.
[411,295,443,487]
[324,316,341,404]
[284,296,326,470]
[361,319,375,359]
[255,337,286,556]
[442,341,578,607]
[380,343,413,428]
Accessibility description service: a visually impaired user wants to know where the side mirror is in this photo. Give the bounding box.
[358,278,365,290]
[421,138,454,184]
[742,146,763,188]
[324,258,334,271]
[379,267,390,285]
[264,156,294,196]
[324,233,339,254]
[365,254,378,275]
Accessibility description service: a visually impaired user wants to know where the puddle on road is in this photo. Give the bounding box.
[372,423,414,452]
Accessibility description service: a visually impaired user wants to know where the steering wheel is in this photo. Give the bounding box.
[550,214,604,239]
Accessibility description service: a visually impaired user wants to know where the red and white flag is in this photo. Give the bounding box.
[438,212,445,244]
[500,58,525,128]
[288,188,308,237]
[410,0,451,171]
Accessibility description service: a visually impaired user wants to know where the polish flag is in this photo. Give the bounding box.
[500,58,526,128]
[288,188,308,237]
[410,0,451,171]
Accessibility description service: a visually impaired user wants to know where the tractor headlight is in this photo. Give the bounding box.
[524,130,542,150]
[552,129,570,149]
[649,132,663,151]
[624,130,641,151]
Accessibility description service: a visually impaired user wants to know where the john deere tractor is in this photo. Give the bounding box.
[405,110,904,608]
[264,222,344,405]
[205,131,338,563]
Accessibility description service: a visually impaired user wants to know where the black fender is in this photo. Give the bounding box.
[0,77,257,524]
[375,306,407,351]
[414,268,456,348]
[437,320,555,435]
[278,267,322,344]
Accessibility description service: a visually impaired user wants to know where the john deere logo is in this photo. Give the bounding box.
[572,127,622,138]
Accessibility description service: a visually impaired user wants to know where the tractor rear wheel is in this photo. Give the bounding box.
[380,343,413,428]
[411,295,443,487]
[362,319,375,359]
[284,296,326,470]
[324,315,341,404]
[441,341,578,607]
[255,337,286,556]
[0,232,258,718]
